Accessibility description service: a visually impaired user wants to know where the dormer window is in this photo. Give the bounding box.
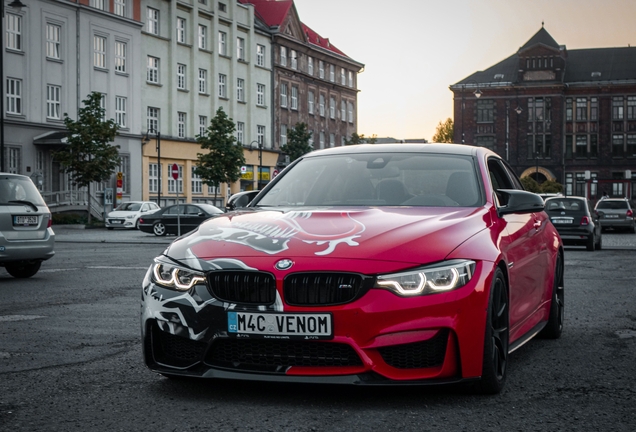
[494,74,504,80]
[591,72,601,78]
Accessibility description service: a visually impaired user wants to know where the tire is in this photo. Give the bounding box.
[586,234,595,251]
[630,224,636,234]
[5,261,42,278]
[596,233,602,250]
[539,252,564,339]
[135,219,141,230]
[474,267,509,395]
[153,222,167,236]
[107,227,114,230]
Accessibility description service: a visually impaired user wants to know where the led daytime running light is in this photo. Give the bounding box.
[153,263,205,291]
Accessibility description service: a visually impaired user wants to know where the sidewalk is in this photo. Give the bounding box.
[52,225,174,244]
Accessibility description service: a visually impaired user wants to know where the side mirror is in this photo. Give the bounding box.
[497,189,545,216]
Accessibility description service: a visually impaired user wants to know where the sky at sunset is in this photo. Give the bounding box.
[293,0,636,141]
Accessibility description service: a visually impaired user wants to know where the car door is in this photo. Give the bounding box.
[489,158,547,337]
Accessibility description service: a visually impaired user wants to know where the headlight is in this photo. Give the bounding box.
[151,260,206,291]
[375,260,476,297]
[126,215,135,219]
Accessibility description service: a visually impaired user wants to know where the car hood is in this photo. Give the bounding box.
[165,207,490,267]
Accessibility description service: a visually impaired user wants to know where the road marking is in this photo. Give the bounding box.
[0,315,46,322]
[615,329,636,339]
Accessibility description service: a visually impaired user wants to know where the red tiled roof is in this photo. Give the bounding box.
[240,0,348,57]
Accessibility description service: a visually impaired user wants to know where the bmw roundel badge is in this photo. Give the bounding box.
[275,259,293,271]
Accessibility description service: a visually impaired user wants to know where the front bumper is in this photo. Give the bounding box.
[106,218,136,228]
[140,261,494,384]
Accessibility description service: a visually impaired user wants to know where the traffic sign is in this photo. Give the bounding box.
[272,169,279,178]
[171,163,179,180]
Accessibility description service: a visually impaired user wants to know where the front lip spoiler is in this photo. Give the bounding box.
[149,364,475,386]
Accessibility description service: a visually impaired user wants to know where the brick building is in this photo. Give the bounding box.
[451,26,636,200]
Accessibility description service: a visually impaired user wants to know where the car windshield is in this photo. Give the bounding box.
[257,152,481,207]
[116,202,143,211]
[596,201,628,210]
[546,199,586,212]
[0,176,46,206]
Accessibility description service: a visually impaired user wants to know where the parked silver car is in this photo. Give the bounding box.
[594,198,635,233]
[106,201,160,230]
[0,173,55,278]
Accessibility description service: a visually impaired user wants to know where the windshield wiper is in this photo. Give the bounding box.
[8,200,39,211]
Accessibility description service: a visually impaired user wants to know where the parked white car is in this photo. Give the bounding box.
[106,201,160,230]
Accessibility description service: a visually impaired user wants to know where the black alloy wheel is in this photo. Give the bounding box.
[475,267,509,394]
[153,222,167,236]
[539,252,564,339]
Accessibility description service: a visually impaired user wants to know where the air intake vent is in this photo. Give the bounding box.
[207,271,276,304]
[284,273,370,306]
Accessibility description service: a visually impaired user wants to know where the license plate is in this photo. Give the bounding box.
[112,220,123,224]
[228,311,332,339]
[552,219,571,224]
[14,216,38,226]
[605,214,619,218]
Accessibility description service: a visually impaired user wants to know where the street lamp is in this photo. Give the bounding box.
[505,103,523,161]
[460,79,481,144]
[1,0,26,172]
[143,129,161,205]
[249,140,263,190]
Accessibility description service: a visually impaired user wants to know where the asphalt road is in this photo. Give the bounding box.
[0,227,634,431]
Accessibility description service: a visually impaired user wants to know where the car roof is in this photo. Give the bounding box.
[303,143,488,158]
[545,196,585,201]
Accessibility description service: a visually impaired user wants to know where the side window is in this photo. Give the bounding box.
[503,162,523,189]
[487,158,514,206]
[141,204,149,211]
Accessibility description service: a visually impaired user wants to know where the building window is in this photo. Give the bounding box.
[528,134,551,159]
[329,64,335,82]
[476,99,494,123]
[192,167,203,194]
[291,86,298,110]
[280,83,288,108]
[280,46,287,66]
[627,96,636,120]
[147,107,159,133]
[237,78,244,102]
[115,96,127,128]
[319,94,325,117]
[613,97,624,120]
[115,41,127,73]
[340,68,346,85]
[329,96,335,119]
[46,24,61,59]
[627,134,636,157]
[308,57,313,75]
[236,121,244,144]
[218,74,227,98]
[199,116,207,136]
[566,98,572,122]
[90,0,104,9]
[308,90,314,114]
[256,44,265,67]
[476,136,495,151]
[348,71,354,88]
[147,56,159,83]
[46,85,61,119]
[177,64,186,90]
[6,13,21,51]
[177,112,186,138]
[590,97,598,121]
[590,134,598,157]
[281,124,287,146]
[147,8,159,35]
[99,93,106,120]
[319,61,324,79]
[176,18,186,44]
[341,100,346,121]
[198,25,207,50]
[290,50,297,69]
[237,37,245,60]
[613,134,625,157]
[348,102,354,123]
[93,35,106,68]
[168,165,183,193]
[329,133,335,148]
[218,31,227,56]
[257,125,265,146]
[575,98,587,121]
[218,2,227,12]
[114,0,126,17]
[198,69,207,94]
[319,132,325,149]
[257,83,265,106]
[308,131,314,148]
[7,148,20,173]
[575,135,587,157]
[6,78,22,115]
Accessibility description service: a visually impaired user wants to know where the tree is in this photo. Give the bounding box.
[194,108,246,201]
[539,180,563,193]
[521,176,540,193]
[432,118,454,143]
[53,92,120,224]
[281,122,312,162]
[345,133,378,145]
